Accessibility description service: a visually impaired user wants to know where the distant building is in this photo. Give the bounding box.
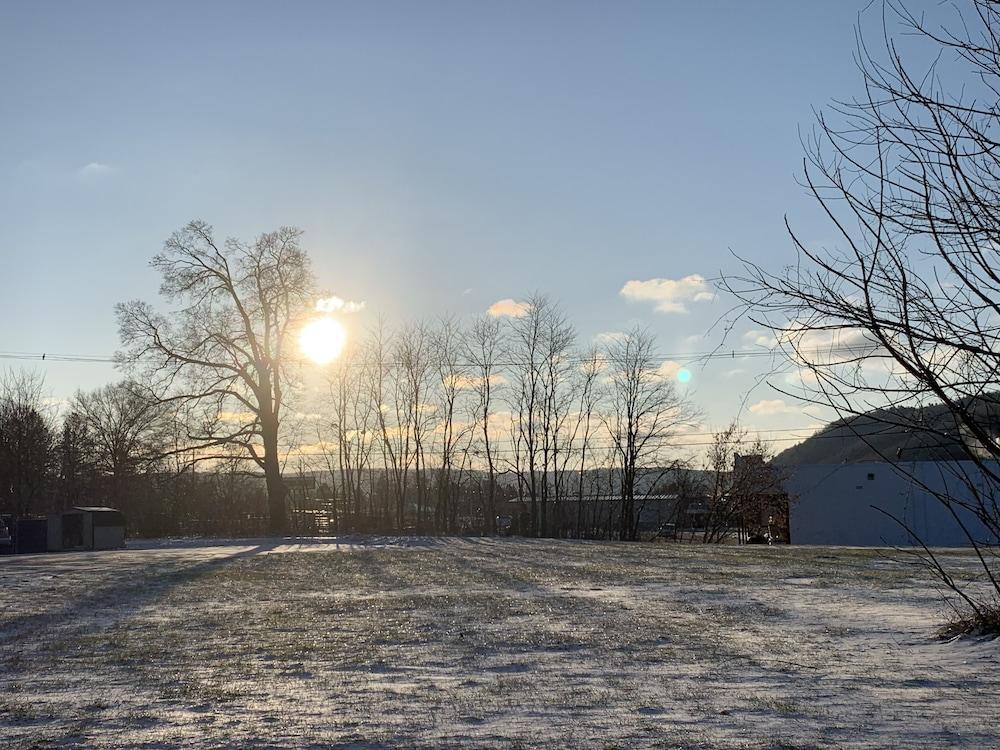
[285,475,317,503]
[785,461,999,546]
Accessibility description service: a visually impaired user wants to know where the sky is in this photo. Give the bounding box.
[0,1,928,449]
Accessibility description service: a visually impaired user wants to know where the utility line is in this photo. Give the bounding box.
[4,346,908,451]
[0,343,885,369]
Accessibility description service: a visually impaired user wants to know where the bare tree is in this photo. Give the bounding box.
[466,315,504,533]
[397,322,435,531]
[573,348,603,537]
[323,343,377,528]
[506,295,575,537]
[59,411,96,509]
[71,381,169,502]
[603,327,692,541]
[431,315,470,533]
[699,422,786,544]
[506,296,547,537]
[539,305,577,537]
[116,220,315,535]
[724,1,1000,631]
[369,322,413,530]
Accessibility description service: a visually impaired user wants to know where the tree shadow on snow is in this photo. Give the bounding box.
[0,540,281,648]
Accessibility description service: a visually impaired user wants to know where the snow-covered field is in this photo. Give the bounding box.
[1,538,997,749]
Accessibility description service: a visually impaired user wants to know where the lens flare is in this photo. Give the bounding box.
[299,317,347,364]
[676,368,692,384]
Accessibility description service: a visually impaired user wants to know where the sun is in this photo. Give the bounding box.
[299,317,347,364]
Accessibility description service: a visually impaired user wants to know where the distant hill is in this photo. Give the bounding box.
[772,397,1000,466]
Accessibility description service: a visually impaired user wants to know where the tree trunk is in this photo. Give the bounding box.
[261,417,287,536]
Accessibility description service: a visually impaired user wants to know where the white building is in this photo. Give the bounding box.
[785,461,998,546]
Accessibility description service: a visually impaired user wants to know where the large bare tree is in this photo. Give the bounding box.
[725,1,1000,632]
[117,220,315,535]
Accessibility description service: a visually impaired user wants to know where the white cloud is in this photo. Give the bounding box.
[672,421,703,435]
[783,366,819,387]
[724,368,745,378]
[462,288,473,296]
[619,274,714,314]
[594,331,625,345]
[316,296,365,314]
[742,329,777,348]
[78,162,113,178]
[487,298,530,318]
[783,324,876,360]
[748,398,802,416]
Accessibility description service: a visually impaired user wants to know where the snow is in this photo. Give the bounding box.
[1,538,998,748]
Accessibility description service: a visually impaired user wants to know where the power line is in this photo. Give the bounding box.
[0,352,118,364]
[0,343,884,369]
[3,346,901,452]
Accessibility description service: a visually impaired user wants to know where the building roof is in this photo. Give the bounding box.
[72,506,121,513]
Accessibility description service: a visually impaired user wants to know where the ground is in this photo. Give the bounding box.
[1,538,998,749]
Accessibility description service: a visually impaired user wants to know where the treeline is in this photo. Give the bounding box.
[305,298,785,541]
[0,371,269,535]
[2,297,784,541]
[310,298,693,540]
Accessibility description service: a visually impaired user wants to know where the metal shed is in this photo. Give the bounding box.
[47,507,126,552]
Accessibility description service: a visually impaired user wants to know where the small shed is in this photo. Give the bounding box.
[47,507,126,552]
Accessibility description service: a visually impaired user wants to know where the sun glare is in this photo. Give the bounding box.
[299,316,347,364]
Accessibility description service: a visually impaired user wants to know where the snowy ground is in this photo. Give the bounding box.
[1,538,998,749]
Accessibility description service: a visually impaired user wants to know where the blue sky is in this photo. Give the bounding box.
[0,1,908,441]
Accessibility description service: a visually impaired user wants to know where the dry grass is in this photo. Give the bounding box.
[939,599,1000,640]
[1,538,998,748]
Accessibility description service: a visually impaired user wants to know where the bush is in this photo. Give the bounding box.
[939,601,1000,640]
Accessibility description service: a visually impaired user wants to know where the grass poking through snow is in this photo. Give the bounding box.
[1,537,998,748]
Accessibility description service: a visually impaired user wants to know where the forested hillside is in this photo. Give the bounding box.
[773,398,1000,465]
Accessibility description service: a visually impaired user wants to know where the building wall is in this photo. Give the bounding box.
[786,461,999,546]
[47,514,62,552]
[93,525,125,550]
